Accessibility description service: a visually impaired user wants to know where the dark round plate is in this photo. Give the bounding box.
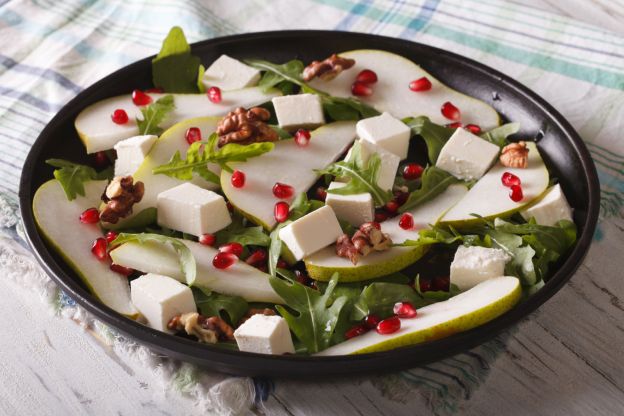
[19,30,600,377]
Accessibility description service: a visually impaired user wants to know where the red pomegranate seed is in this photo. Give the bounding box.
[110,263,134,276]
[394,191,409,206]
[351,81,372,97]
[356,69,378,84]
[509,184,523,202]
[91,237,108,261]
[231,170,246,188]
[145,87,163,93]
[398,213,414,230]
[376,316,401,335]
[369,221,381,230]
[245,248,267,266]
[316,186,327,201]
[364,314,381,329]
[105,231,118,244]
[465,124,481,134]
[419,278,432,293]
[256,264,268,273]
[294,129,311,147]
[345,324,369,339]
[409,77,432,92]
[446,122,463,129]
[402,163,424,180]
[432,275,450,292]
[276,259,289,269]
[226,201,234,212]
[441,101,461,121]
[219,242,243,257]
[94,151,110,168]
[207,86,222,103]
[199,234,216,246]
[213,252,237,269]
[131,89,152,106]
[79,208,100,224]
[393,302,417,318]
[185,127,202,145]
[273,182,294,199]
[111,109,129,124]
[274,201,289,223]
[501,172,521,187]
[385,200,399,214]
[294,269,311,286]
[374,211,388,223]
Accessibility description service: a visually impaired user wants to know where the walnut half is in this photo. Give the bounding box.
[336,222,393,265]
[99,176,144,224]
[167,313,235,343]
[500,141,529,168]
[302,54,356,82]
[216,107,278,147]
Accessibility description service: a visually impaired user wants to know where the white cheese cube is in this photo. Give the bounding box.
[130,273,196,332]
[279,205,343,261]
[325,182,374,227]
[157,183,231,236]
[344,139,400,191]
[272,94,325,131]
[202,54,261,91]
[113,134,157,176]
[521,184,573,226]
[234,314,295,355]
[450,246,511,291]
[356,112,411,159]
[436,128,500,180]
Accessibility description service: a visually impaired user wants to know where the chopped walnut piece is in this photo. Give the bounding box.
[216,106,278,147]
[168,313,218,344]
[500,141,529,168]
[302,54,356,82]
[335,222,393,265]
[99,176,144,224]
[238,308,276,326]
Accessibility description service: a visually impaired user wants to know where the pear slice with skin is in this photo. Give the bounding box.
[316,276,520,355]
[221,121,357,230]
[308,50,500,130]
[110,239,284,304]
[76,88,281,154]
[33,180,138,317]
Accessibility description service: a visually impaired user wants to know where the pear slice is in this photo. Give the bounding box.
[110,239,284,304]
[221,121,357,230]
[308,50,500,130]
[33,180,137,317]
[316,276,520,355]
[440,142,549,225]
[76,88,281,153]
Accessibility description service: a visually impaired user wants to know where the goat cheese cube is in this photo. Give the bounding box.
[436,128,500,180]
[344,139,400,191]
[521,184,573,226]
[450,246,511,291]
[113,134,157,176]
[272,94,325,131]
[325,182,374,227]
[234,314,295,355]
[130,273,196,332]
[157,183,231,236]
[279,205,343,261]
[356,112,411,159]
[202,54,261,91]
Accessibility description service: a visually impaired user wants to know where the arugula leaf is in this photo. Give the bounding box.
[351,283,426,321]
[414,275,461,300]
[321,96,380,121]
[192,287,249,325]
[215,224,270,248]
[399,166,461,213]
[111,233,196,283]
[403,116,454,164]
[46,159,112,201]
[487,229,537,285]
[268,223,288,277]
[152,26,201,93]
[137,95,175,136]
[245,59,307,91]
[480,122,520,147]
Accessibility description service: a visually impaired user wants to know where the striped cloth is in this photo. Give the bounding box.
[0,0,621,414]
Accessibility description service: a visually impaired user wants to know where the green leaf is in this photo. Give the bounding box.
[414,275,461,300]
[152,26,201,93]
[268,223,288,277]
[245,59,307,91]
[46,159,111,201]
[215,224,270,248]
[403,116,454,164]
[268,124,292,139]
[399,166,461,213]
[350,282,426,321]
[486,229,537,285]
[137,94,175,136]
[321,96,380,121]
[289,192,324,221]
[192,287,249,326]
[480,122,520,147]
[196,64,206,93]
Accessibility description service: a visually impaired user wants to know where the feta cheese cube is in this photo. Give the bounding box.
[113,134,157,176]
[450,246,511,291]
[356,112,411,159]
[344,139,400,191]
[279,205,343,261]
[234,314,295,355]
[436,128,500,180]
[202,54,261,91]
[157,183,231,236]
[521,184,573,226]
[130,273,196,332]
[325,182,374,227]
[272,94,325,131]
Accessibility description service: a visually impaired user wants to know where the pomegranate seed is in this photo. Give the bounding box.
[231,170,246,188]
[374,211,388,223]
[219,242,243,257]
[351,81,372,97]
[356,69,378,84]
[226,201,234,212]
[294,269,311,286]
[276,259,289,269]
[91,238,108,261]
[79,208,100,224]
[369,221,381,230]
[256,264,268,273]
[446,122,463,129]
[509,184,523,202]
[105,231,118,244]
[385,201,399,214]
[185,127,202,145]
[245,248,267,266]
[419,278,432,293]
[273,182,294,199]
[394,191,409,206]
[393,302,417,318]
[274,201,289,223]
[409,77,432,92]
[399,213,414,230]
[364,314,381,329]
[501,172,521,187]
[402,163,424,180]
[199,234,216,246]
[345,324,369,339]
[294,129,311,147]
[111,109,129,124]
[110,263,134,276]
[131,89,152,106]
[441,101,461,121]
[213,252,237,269]
[376,316,401,335]
[94,151,110,168]
[145,87,163,93]
[432,276,450,292]
[316,186,327,201]
[465,124,481,134]
[207,86,222,103]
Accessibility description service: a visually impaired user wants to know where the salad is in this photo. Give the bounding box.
[32,27,577,356]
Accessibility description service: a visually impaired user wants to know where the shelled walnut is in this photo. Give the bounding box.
[302,53,356,82]
[336,222,392,265]
[167,313,235,343]
[216,106,278,147]
[500,141,529,168]
[99,176,144,224]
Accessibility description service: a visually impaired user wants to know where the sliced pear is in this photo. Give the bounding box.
[316,276,521,355]
[440,142,549,225]
[110,239,284,304]
[33,180,137,317]
[76,88,281,153]
[308,50,500,129]
[221,121,357,230]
